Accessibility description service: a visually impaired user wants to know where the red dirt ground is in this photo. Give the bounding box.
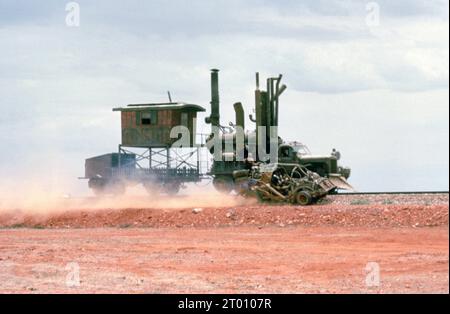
[0,193,448,293]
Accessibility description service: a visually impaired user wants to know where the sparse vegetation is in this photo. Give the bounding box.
[10,223,26,229]
[350,199,370,205]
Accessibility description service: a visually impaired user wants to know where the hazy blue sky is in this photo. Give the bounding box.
[0,0,448,195]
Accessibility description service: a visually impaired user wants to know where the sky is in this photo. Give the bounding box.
[0,0,448,195]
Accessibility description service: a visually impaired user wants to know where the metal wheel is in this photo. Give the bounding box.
[143,182,163,196]
[163,182,181,195]
[295,190,313,206]
[213,176,234,194]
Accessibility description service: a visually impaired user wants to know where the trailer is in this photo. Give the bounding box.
[82,102,208,195]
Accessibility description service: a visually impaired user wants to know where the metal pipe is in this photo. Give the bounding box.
[233,102,245,130]
[265,78,275,152]
[275,84,287,98]
[253,72,262,125]
[254,73,262,161]
[205,69,220,128]
[274,83,286,127]
[270,78,275,126]
[274,75,282,127]
[264,183,286,199]
[266,79,271,148]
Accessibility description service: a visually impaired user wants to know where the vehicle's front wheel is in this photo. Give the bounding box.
[295,190,313,206]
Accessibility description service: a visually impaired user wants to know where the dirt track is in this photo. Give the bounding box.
[0,226,448,293]
[0,193,448,293]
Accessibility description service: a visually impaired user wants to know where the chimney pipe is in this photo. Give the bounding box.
[205,69,220,128]
[233,102,245,130]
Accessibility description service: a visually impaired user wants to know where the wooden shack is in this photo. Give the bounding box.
[113,102,206,148]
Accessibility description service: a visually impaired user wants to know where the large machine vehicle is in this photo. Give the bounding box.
[233,163,337,205]
[204,69,353,193]
[82,69,352,199]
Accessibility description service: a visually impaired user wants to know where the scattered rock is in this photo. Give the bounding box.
[192,208,203,214]
[0,194,447,229]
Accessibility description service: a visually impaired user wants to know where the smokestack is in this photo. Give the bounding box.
[233,102,245,130]
[266,78,273,148]
[205,69,220,128]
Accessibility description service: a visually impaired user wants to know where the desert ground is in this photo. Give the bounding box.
[0,193,448,293]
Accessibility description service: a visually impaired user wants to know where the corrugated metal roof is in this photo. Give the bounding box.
[113,102,206,112]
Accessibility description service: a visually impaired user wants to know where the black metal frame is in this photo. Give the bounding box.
[114,133,211,184]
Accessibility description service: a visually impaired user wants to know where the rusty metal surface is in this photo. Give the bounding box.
[328,175,355,191]
[113,102,206,112]
[234,163,337,205]
[114,103,205,148]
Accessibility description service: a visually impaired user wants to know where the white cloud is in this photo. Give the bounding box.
[0,0,448,194]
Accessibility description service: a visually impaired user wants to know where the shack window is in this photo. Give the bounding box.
[141,111,158,125]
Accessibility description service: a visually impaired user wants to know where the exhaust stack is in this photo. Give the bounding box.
[205,69,220,128]
[252,72,287,160]
[233,102,245,130]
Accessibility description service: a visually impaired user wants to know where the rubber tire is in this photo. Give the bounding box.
[163,182,181,195]
[213,176,234,194]
[296,190,313,206]
[144,182,163,196]
[107,181,126,196]
[91,187,105,196]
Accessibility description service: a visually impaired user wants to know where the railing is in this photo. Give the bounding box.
[114,133,212,180]
[112,166,200,179]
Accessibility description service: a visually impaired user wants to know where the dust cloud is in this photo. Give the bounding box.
[0,178,254,216]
